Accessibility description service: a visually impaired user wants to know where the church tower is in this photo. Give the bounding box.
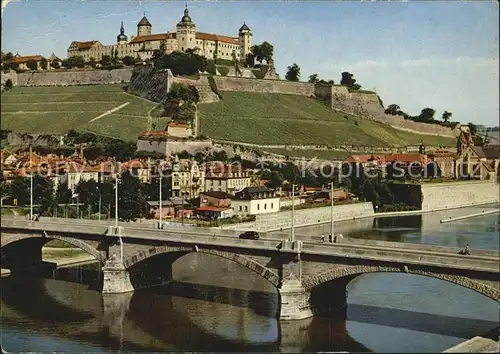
[238,22,252,60]
[137,13,152,37]
[117,21,128,44]
[176,4,196,52]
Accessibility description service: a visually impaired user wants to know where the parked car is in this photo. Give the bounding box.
[239,231,260,240]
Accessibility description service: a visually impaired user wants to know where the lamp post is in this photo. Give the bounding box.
[159,165,163,225]
[114,174,119,228]
[181,191,189,225]
[330,181,334,238]
[30,171,33,221]
[291,183,295,243]
[114,173,123,262]
[97,184,102,221]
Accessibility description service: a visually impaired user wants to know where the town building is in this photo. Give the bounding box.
[167,154,205,199]
[204,163,252,194]
[67,6,253,63]
[199,191,232,208]
[231,186,280,217]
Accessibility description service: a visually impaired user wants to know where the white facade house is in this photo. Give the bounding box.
[205,163,252,195]
[231,186,280,217]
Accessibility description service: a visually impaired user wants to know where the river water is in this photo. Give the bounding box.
[1,205,499,352]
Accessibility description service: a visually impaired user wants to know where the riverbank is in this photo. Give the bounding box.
[1,248,98,277]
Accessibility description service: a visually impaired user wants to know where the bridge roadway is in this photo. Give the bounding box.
[1,217,499,320]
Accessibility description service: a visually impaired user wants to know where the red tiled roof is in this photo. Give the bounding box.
[70,41,99,50]
[10,55,45,64]
[168,122,189,128]
[129,33,175,44]
[196,206,230,212]
[142,130,169,137]
[195,32,238,45]
[122,159,149,169]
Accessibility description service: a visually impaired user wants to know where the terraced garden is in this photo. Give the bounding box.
[198,92,457,147]
[1,85,162,141]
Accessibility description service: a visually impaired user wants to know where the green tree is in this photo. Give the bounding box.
[62,56,84,69]
[154,51,207,76]
[117,171,150,221]
[250,44,264,64]
[245,53,255,67]
[166,83,200,102]
[5,52,14,61]
[9,175,54,214]
[308,74,319,83]
[26,60,38,71]
[56,183,72,205]
[39,58,48,70]
[4,78,13,90]
[100,55,112,67]
[419,107,436,121]
[340,72,361,90]
[173,103,196,123]
[442,111,452,123]
[385,104,401,115]
[285,63,300,82]
[260,41,274,63]
[50,60,60,69]
[87,57,97,68]
[122,56,135,66]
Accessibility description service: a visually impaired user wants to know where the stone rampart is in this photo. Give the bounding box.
[166,139,214,155]
[213,76,315,96]
[11,68,133,86]
[421,180,500,211]
[126,66,173,104]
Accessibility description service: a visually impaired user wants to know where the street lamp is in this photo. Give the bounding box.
[330,181,334,238]
[114,173,123,262]
[181,191,189,225]
[30,170,34,220]
[291,183,295,243]
[158,164,163,227]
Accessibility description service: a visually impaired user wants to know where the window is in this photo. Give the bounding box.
[271,203,274,209]
[264,203,267,210]
[239,206,242,211]
[245,206,248,212]
[257,204,260,210]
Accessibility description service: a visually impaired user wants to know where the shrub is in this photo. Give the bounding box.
[217,66,230,77]
[4,78,13,90]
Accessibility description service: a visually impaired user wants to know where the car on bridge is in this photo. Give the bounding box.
[239,231,260,240]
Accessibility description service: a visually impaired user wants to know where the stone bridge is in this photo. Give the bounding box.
[1,219,499,320]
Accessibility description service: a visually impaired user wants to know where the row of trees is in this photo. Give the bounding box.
[284,63,362,91]
[1,171,169,221]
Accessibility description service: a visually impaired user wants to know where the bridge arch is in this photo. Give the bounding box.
[302,265,500,301]
[0,232,106,264]
[123,246,280,287]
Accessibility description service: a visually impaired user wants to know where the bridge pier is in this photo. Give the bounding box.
[279,279,313,320]
[102,254,134,294]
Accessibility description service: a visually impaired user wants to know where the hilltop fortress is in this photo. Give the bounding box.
[67,6,253,63]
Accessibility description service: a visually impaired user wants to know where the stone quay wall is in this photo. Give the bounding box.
[223,202,374,232]
[421,180,500,211]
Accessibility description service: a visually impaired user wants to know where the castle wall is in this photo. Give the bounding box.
[14,68,133,86]
[212,76,315,96]
[165,140,214,156]
[127,66,173,104]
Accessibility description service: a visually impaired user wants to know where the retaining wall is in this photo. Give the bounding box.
[421,180,500,211]
[212,76,316,96]
[12,68,134,86]
[223,202,375,232]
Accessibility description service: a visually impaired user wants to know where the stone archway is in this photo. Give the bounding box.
[123,246,280,287]
[302,265,499,301]
[0,233,106,264]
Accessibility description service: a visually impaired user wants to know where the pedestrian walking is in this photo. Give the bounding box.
[465,244,470,255]
[328,233,333,243]
[321,233,325,242]
[333,235,337,243]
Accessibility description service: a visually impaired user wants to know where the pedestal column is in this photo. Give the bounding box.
[102,254,134,294]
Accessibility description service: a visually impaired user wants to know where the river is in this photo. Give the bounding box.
[1,205,499,352]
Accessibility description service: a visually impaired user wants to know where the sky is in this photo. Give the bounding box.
[2,0,499,127]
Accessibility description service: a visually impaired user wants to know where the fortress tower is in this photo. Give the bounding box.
[176,5,196,52]
[137,13,152,37]
[116,21,128,45]
[238,22,252,60]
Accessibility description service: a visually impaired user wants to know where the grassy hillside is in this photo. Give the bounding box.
[198,92,457,147]
[1,85,162,141]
